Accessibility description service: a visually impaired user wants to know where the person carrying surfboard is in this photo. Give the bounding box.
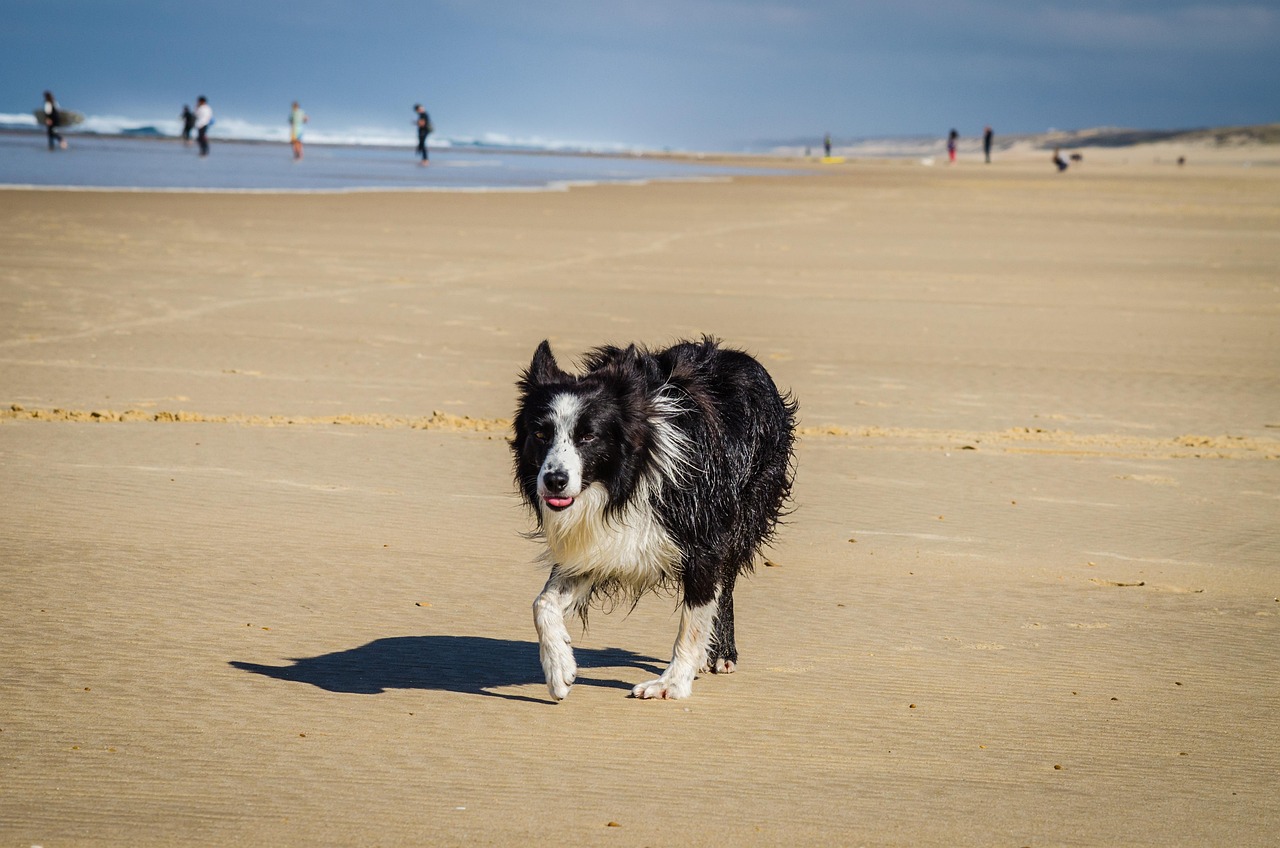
[43,91,66,151]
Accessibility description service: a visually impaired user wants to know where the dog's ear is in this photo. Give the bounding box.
[526,340,569,385]
[602,345,653,453]
[605,344,646,389]
[627,343,664,385]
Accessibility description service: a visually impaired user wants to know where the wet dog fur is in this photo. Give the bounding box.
[511,338,796,700]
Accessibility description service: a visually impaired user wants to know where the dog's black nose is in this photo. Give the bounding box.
[543,470,569,493]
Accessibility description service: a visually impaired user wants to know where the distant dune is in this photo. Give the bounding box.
[766,122,1280,165]
[1027,123,1280,149]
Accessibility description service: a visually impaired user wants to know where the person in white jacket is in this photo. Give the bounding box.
[194,96,213,157]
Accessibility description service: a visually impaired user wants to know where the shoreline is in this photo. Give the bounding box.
[5,122,1280,167]
[4,146,1275,198]
[0,131,788,193]
[0,176,741,196]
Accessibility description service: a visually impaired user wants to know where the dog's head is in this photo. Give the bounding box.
[512,341,649,521]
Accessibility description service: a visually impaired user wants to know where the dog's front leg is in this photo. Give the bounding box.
[532,571,589,701]
[633,590,719,700]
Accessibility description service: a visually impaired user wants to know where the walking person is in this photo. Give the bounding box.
[43,91,66,150]
[194,96,212,157]
[983,126,993,164]
[289,101,308,160]
[414,103,432,166]
[181,105,195,144]
[947,128,958,164]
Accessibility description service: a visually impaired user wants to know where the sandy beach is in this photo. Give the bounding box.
[2,155,1278,846]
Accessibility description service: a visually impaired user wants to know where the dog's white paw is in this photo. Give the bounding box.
[714,658,736,674]
[540,639,577,701]
[632,676,693,700]
[547,667,575,701]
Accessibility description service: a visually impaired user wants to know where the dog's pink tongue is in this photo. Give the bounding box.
[545,496,574,508]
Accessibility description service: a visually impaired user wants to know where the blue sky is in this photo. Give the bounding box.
[4,1,1278,149]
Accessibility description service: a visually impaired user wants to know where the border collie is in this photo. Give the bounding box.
[512,338,796,700]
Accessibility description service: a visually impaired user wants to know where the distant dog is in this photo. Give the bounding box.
[511,338,796,700]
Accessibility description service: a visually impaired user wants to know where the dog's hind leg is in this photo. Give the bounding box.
[533,570,591,701]
[632,588,720,700]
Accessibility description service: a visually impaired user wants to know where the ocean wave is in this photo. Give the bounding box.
[0,112,39,128]
[0,110,645,154]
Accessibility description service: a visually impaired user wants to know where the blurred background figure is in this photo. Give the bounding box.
[43,91,66,150]
[194,96,213,157]
[415,103,432,165]
[181,105,195,145]
[289,101,308,160]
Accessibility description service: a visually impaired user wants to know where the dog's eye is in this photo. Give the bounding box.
[533,430,549,443]
[577,433,596,445]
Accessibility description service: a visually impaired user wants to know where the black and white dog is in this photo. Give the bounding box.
[512,338,796,700]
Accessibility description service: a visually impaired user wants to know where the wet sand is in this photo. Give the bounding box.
[2,156,1278,846]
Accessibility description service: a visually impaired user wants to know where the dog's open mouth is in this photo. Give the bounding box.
[543,496,575,511]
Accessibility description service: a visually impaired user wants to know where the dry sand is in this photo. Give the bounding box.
[2,153,1278,846]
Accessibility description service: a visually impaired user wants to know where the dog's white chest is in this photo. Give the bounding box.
[541,483,680,589]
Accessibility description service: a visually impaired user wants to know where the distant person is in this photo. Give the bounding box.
[414,103,432,165]
[824,133,831,158]
[947,129,958,164]
[1053,147,1068,172]
[43,91,66,151]
[181,105,195,144]
[983,126,993,163]
[194,96,212,157]
[289,101,308,160]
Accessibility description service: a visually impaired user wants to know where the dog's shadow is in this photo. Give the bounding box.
[230,636,664,703]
